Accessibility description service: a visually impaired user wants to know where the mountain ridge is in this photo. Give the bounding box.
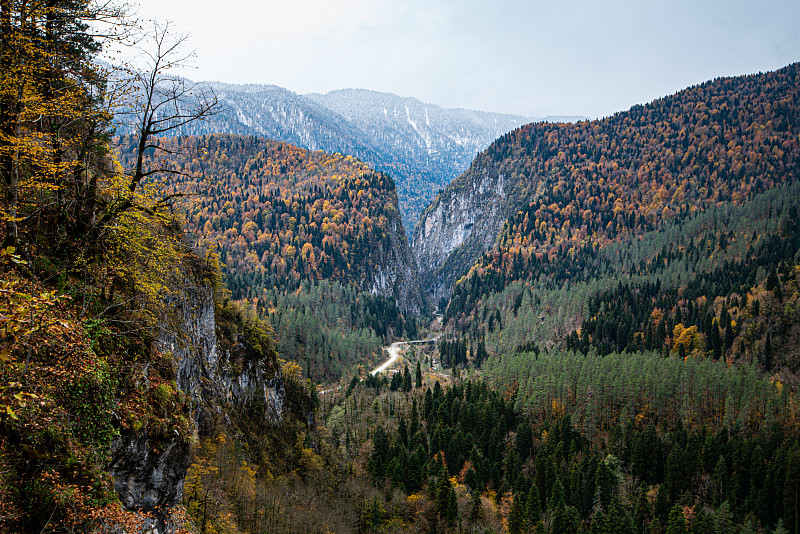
[113,79,580,231]
[115,133,424,314]
[414,62,800,304]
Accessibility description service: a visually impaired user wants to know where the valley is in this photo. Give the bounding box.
[150,62,800,534]
[112,81,548,232]
[1,6,799,533]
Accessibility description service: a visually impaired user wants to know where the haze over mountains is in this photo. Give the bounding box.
[122,79,583,231]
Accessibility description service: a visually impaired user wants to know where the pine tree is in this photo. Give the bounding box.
[398,418,408,448]
[784,445,800,534]
[437,474,456,524]
[713,501,735,534]
[403,365,412,392]
[633,486,651,534]
[469,490,483,525]
[526,483,541,523]
[508,492,525,534]
[666,504,687,534]
[595,460,615,509]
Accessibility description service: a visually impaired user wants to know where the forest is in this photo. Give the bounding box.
[447,181,800,375]
[403,64,800,533]
[443,62,800,324]
[267,279,417,382]
[115,134,402,295]
[184,352,800,534]
[1,0,799,532]
[0,3,322,532]
[115,133,421,382]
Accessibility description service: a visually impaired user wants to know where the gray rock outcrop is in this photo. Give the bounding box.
[413,163,517,303]
[108,260,285,518]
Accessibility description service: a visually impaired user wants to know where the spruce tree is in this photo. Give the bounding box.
[525,484,541,525]
[508,492,525,534]
[469,490,483,525]
[666,504,687,534]
[402,365,412,392]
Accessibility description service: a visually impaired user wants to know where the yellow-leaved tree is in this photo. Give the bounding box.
[0,3,217,532]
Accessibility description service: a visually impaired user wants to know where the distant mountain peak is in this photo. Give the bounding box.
[114,79,576,232]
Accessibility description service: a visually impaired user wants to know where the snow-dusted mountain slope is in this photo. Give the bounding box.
[115,79,583,231]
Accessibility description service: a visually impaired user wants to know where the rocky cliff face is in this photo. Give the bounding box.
[306,89,535,232]
[161,279,283,431]
[412,150,532,303]
[108,260,284,518]
[369,199,424,314]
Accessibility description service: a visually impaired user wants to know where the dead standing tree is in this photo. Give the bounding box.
[102,19,219,226]
[87,20,219,321]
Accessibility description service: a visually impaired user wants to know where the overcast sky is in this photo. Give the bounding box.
[127,0,800,119]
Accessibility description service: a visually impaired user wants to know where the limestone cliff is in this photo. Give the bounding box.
[368,193,425,314]
[108,258,284,517]
[412,149,526,303]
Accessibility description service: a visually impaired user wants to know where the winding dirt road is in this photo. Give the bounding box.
[370,341,406,375]
[319,335,441,394]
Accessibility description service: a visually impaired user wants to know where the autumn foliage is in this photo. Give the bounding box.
[116,134,403,300]
[448,63,800,300]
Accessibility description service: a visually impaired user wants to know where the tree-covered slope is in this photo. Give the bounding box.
[306,89,540,231]
[447,180,799,357]
[116,133,422,313]
[0,8,317,531]
[415,62,800,303]
[114,81,536,231]
[116,134,423,383]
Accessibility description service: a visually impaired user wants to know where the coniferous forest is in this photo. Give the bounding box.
[1,1,800,534]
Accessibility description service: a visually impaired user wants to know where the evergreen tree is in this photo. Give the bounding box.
[436,474,456,525]
[633,486,651,534]
[398,418,408,448]
[516,421,533,459]
[773,519,789,534]
[784,446,800,534]
[595,459,615,509]
[711,456,727,508]
[608,497,635,534]
[469,490,483,525]
[526,484,541,524]
[508,492,525,534]
[370,426,388,479]
[390,371,401,391]
[402,365,412,392]
[666,504,687,534]
[713,502,735,534]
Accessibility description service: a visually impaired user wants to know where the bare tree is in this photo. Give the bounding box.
[0,0,133,252]
[101,20,218,224]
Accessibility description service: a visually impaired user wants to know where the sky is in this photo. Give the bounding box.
[127,0,800,119]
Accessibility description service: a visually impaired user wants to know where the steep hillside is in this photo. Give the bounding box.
[180,82,380,166]
[370,64,800,534]
[449,183,800,373]
[414,62,800,304]
[115,134,423,382]
[114,81,536,230]
[0,50,310,534]
[118,134,422,312]
[307,89,530,173]
[307,89,543,230]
